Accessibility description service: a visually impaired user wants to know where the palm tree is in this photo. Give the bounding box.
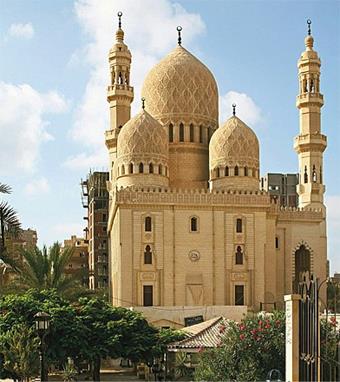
[0,182,21,257]
[5,242,92,300]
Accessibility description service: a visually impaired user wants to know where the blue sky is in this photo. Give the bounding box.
[0,0,339,272]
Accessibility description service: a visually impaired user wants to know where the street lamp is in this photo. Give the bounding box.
[34,312,51,382]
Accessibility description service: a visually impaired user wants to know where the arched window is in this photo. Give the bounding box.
[320,166,323,183]
[189,123,194,142]
[235,246,243,265]
[118,72,123,85]
[139,163,144,173]
[149,163,154,174]
[169,123,173,143]
[304,166,308,183]
[294,245,311,292]
[129,163,133,174]
[145,216,152,232]
[234,166,239,176]
[179,123,184,142]
[165,167,168,176]
[190,216,198,232]
[199,125,203,143]
[159,164,162,175]
[225,166,229,176]
[144,245,152,264]
[122,165,125,175]
[312,165,317,182]
[236,218,242,233]
[244,167,248,176]
[216,167,220,177]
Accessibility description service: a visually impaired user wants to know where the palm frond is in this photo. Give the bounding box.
[0,202,21,234]
[0,182,11,194]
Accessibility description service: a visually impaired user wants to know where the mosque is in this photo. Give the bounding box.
[105,14,327,327]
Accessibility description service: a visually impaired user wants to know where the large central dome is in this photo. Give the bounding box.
[142,45,218,125]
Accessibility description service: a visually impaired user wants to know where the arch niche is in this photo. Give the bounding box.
[293,244,311,292]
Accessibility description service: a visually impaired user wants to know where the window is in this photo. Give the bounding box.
[199,125,203,143]
[235,285,244,305]
[129,163,133,174]
[169,124,173,142]
[139,163,144,173]
[216,167,220,177]
[122,165,125,175]
[225,166,229,176]
[159,164,162,175]
[179,123,184,142]
[190,217,198,232]
[244,167,248,176]
[304,166,308,183]
[144,245,152,264]
[275,237,279,249]
[145,216,152,232]
[143,285,153,306]
[190,124,194,142]
[235,246,243,265]
[320,166,323,183]
[103,226,107,232]
[236,218,242,233]
[149,163,154,174]
[208,127,212,142]
[103,213,107,222]
[312,165,317,182]
[234,166,239,176]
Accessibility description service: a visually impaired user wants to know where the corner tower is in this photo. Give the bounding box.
[105,12,134,175]
[294,20,327,209]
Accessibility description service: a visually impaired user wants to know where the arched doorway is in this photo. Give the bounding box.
[293,244,311,292]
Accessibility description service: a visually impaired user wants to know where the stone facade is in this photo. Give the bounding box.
[105,17,327,327]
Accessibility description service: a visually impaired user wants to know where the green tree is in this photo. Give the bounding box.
[195,311,286,381]
[0,182,20,258]
[3,242,91,300]
[0,323,40,381]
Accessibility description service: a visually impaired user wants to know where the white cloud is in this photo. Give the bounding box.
[0,82,68,175]
[24,177,50,196]
[219,91,263,126]
[7,23,34,39]
[325,195,340,273]
[68,0,205,167]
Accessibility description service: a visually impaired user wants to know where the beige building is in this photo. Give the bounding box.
[62,235,89,287]
[105,16,327,327]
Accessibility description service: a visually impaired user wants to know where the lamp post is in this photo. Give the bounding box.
[34,312,51,382]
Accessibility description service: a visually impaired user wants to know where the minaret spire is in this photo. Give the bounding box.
[294,20,327,209]
[177,26,182,46]
[106,10,134,180]
[232,103,236,116]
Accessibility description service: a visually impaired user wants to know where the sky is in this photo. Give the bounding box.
[0,0,339,272]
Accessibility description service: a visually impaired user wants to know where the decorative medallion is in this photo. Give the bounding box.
[188,250,200,262]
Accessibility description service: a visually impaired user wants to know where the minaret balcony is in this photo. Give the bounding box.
[296,92,323,107]
[107,84,133,93]
[294,133,327,153]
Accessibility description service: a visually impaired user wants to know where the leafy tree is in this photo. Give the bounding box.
[195,311,286,381]
[3,243,91,300]
[0,323,40,381]
[152,328,186,359]
[0,182,20,258]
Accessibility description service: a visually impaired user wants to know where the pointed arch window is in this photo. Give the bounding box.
[199,125,203,143]
[169,124,173,143]
[234,166,239,176]
[121,165,125,175]
[144,245,152,264]
[145,216,152,232]
[190,216,198,232]
[159,164,162,175]
[225,166,229,176]
[216,167,220,178]
[129,163,133,174]
[189,124,194,142]
[304,166,308,183]
[235,246,243,265]
[149,163,154,174]
[139,163,144,173]
[179,123,184,142]
[312,165,317,182]
[236,218,242,233]
[244,167,248,176]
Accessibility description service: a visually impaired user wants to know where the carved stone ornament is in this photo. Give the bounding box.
[188,250,200,262]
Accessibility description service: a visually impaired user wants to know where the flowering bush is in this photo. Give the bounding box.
[194,311,285,381]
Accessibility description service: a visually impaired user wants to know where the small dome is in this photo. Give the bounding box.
[116,110,169,188]
[209,116,260,190]
[141,46,218,126]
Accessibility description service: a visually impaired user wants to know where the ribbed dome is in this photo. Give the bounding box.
[117,109,168,161]
[210,116,259,169]
[141,46,218,126]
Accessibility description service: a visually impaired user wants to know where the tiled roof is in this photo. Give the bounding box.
[168,316,229,350]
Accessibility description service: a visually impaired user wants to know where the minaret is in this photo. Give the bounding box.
[294,20,327,209]
[105,12,134,175]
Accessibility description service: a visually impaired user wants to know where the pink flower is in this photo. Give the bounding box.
[239,324,246,331]
[239,334,245,340]
[251,329,257,335]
